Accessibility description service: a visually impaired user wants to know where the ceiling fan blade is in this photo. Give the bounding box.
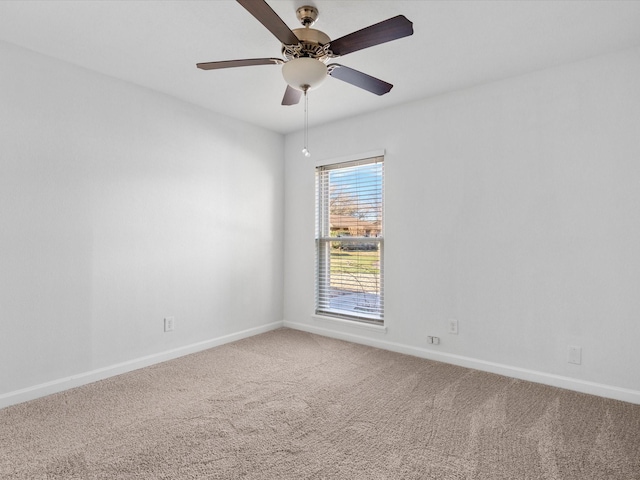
[328,64,393,96]
[197,58,283,70]
[329,15,413,56]
[236,0,300,46]
[281,85,302,106]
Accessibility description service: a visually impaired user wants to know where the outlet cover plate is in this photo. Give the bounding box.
[448,319,458,334]
[568,345,582,365]
[164,317,175,332]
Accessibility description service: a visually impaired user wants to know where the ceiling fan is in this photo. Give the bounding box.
[197,0,414,106]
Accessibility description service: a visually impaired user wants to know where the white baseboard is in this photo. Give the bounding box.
[283,320,640,405]
[0,321,284,410]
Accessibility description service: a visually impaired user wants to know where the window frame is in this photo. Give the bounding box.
[314,151,385,325]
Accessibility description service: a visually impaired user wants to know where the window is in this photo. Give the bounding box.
[315,155,384,324]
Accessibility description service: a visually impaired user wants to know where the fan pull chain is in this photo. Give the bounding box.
[302,88,311,157]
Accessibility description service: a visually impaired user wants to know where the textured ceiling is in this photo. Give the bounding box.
[1,0,639,134]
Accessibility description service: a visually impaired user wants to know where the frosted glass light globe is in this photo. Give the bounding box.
[282,58,328,91]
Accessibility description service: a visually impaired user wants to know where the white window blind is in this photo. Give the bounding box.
[315,156,384,324]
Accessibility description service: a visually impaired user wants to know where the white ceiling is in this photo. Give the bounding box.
[1,0,639,134]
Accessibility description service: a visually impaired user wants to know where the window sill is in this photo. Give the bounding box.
[312,314,388,334]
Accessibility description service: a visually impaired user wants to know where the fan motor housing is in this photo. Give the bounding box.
[283,28,332,62]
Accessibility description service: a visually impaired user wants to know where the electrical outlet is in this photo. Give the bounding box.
[427,336,440,345]
[164,317,175,332]
[448,319,458,335]
[568,345,581,365]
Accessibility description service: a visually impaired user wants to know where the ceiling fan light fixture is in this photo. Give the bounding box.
[282,58,327,91]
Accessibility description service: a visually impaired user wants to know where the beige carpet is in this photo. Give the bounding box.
[1,328,639,479]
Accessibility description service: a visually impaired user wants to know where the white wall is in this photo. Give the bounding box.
[283,47,640,403]
[0,40,284,405]
[2,38,638,408]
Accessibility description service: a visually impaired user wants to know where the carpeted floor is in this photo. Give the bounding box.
[1,328,639,479]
